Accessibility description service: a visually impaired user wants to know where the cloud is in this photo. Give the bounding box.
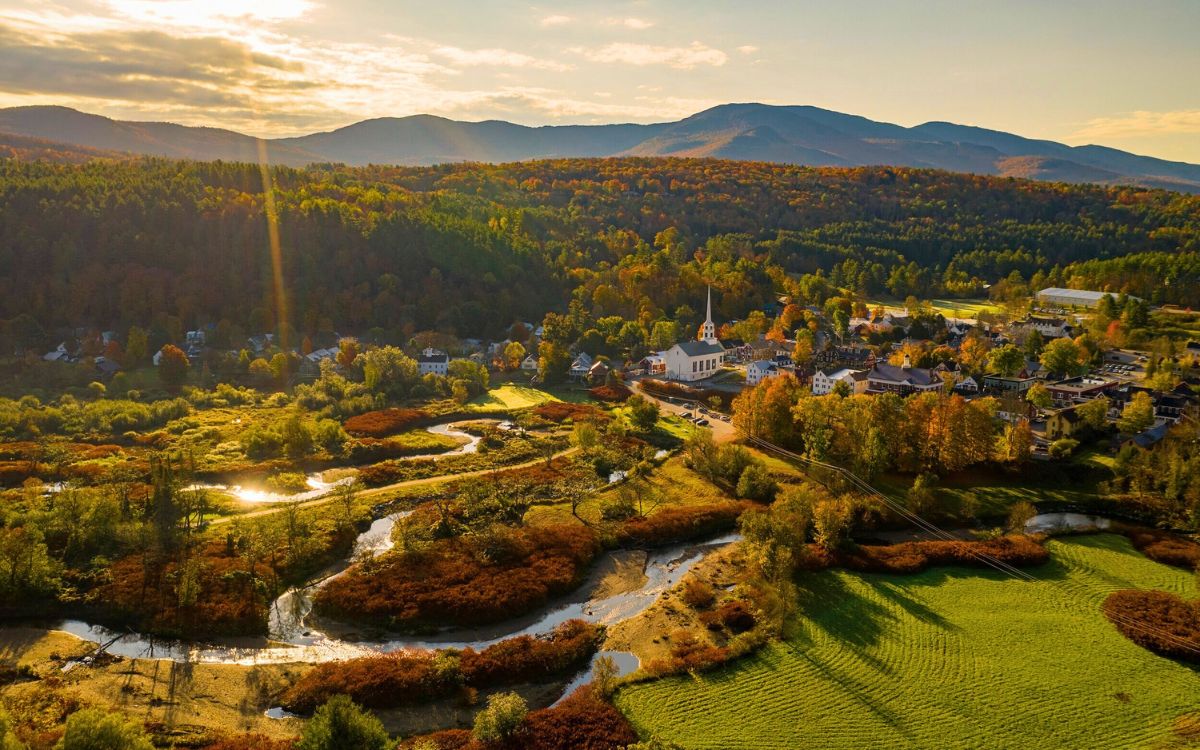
[431,45,571,71]
[102,0,316,27]
[538,14,571,28]
[737,45,758,54]
[573,41,727,69]
[606,17,654,30]
[1071,110,1200,140]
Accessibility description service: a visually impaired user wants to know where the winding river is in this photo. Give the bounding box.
[185,419,509,505]
[45,512,1117,674]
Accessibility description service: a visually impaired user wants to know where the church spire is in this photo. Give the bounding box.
[699,285,717,343]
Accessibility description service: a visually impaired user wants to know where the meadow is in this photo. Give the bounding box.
[617,534,1200,749]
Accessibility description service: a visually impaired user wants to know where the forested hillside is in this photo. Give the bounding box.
[2,157,1200,351]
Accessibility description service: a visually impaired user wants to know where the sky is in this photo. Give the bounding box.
[0,0,1197,162]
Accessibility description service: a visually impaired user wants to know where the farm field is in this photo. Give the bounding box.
[616,535,1200,750]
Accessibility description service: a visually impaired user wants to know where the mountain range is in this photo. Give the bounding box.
[2,103,1198,193]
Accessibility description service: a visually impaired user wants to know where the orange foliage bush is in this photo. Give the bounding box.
[588,384,631,402]
[532,402,607,423]
[343,408,430,437]
[1102,589,1200,663]
[616,501,749,547]
[282,620,600,714]
[1124,528,1200,570]
[821,534,1049,575]
[645,629,732,675]
[460,619,600,687]
[401,687,638,750]
[700,600,756,634]
[314,524,599,629]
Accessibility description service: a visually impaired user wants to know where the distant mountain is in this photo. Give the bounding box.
[2,103,1198,192]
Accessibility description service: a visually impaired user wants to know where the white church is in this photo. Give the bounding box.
[662,287,726,382]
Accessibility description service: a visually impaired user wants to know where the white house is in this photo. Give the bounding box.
[417,347,450,376]
[1025,316,1072,339]
[664,286,724,382]
[812,367,868,395]
[746,360,783,386]
[520,354,539,371]
[569,352,593,381]
[43,342,70,362]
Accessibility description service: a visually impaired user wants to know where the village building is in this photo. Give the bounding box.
[812,367,868,395]
[746,360,783,386]
[663,287,726,382]
[1045,405,1085,441]
[520,354,539,371]
[1045,375,1118,407]
[417,347,450,376]
[1036,287,1134,309]
[866,355,942,395]
[569,352,593,381]
[1022,315,1073,339]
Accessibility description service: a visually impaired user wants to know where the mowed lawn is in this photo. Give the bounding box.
[866,297,1004,319]
[465,383,562,411]
[617,535,1200,750]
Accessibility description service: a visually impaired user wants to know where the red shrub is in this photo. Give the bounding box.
[616,501,749,547]
[700,600,756,634]
[1124,528,1200,570]
[588,384,631,402]
[400,688,638,750]
[647,630,732,675]
[639,379,733,410]
[532,402,607,423]
[314,525,600,629]
[460,620,601,687]
[1102,589,1200,663]
[282,620,601,714]
[0,460,34,486]
[343,408,430,437]
[282,652,459,713]
[826,535,1049,575]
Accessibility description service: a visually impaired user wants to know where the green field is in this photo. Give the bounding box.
[617,535,1200,749]
[866,297,1004,319]
[465,383,564,411]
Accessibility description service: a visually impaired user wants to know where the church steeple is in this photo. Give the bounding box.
[699,285,717,343]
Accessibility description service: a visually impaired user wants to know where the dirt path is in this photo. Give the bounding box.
[206,446,580,527]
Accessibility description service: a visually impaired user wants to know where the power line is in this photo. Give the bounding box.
[741,431,1200,658]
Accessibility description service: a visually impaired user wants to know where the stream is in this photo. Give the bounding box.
[45,513,1115,679]
[51,510,741,667]
[184,419,508,505]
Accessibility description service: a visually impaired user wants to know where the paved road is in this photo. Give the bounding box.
[632,380,737,443]
[206,446,580,527]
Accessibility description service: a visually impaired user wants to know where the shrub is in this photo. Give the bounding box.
[699,600,757,634]
[1049,438,1079,459]
[54,708,154,750]
[680,578,716,609]
[472,692,527,743]
[1124,528,1200,570]
[588,384,631,402]
[282,620,600,714]
[343,408,430,438]
[735,464,777,502]
[1102,589,1200,663]
[461,620,601,687]
[296,695,389,750]
[533,403,607,424]
[314,525,599,628]
[821,535,1049,575]
[616,501,748,547]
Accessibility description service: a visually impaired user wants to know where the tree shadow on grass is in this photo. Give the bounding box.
[782,640,923,746]
[792,572,896,674]
[870,578,961,633]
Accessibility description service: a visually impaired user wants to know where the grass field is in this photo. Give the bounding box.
[866,297,1004,319]
[617,535,1200,749]
[465,383,563,411]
